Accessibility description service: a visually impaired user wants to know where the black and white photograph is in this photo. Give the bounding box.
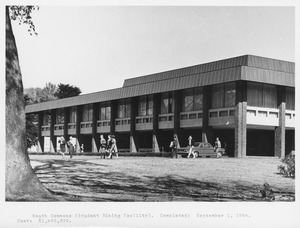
[2,0,299,227]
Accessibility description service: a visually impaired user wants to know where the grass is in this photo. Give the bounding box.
[29,155,295,202]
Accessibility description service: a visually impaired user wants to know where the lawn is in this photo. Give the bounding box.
[29,155,295,201]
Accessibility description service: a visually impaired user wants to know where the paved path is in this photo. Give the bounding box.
[29,155,295,201]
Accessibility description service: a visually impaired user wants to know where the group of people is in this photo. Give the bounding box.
[169,135,223,158]
[99,134,118,159]
[58,134,118,159]
[58,136,76,159]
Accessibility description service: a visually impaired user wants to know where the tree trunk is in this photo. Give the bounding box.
[5,6,55,201]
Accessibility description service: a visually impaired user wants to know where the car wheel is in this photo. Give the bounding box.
[194,151,199,158]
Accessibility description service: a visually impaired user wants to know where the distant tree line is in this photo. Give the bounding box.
[24,82,81,148]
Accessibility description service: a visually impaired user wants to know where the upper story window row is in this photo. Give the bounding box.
[42,81,294,125]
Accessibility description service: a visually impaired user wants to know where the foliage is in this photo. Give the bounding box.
[278,152,295,178]
[24,82,57,103]
[54,83,82,99]
[24,94,38,148]
[260,182,275,201]
[39,82,57,102]
[9,5,39,35]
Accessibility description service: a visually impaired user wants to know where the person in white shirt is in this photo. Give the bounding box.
[187,135,195,158]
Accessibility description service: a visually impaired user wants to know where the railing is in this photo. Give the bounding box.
[54,124,64,135]
[115,118,130,132]
[158,113,174,129]
[80,121,92,134]
[41,125,51,131]
[209,108,235,126]
[180,111,202,128]
[67,123,76,134]
[115,118,131,126]
[246,106,279,126]
[97,120,110,133]
[41,125,50,136]
[285,110,296,128]
[136,116,153,130]
[68,123,76,129]
[54,124,64,130]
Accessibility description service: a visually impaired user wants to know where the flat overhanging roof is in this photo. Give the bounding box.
[25,54,295,114]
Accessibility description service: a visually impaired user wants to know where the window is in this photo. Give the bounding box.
[43,110,51,125]
[247,82,277,108]
[182,87,203,112]
[117,99,131,118]
[211,82,236,109]
[225,82,236,107]
[99,102,111,120]
[286,87,295,110]
[56,108,64,124]
[69,107,77,123]
[82,104,93,122]
[138,95,153,116]
[160,92,174,114]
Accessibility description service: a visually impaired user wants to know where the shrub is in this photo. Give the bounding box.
[278,152,295,178]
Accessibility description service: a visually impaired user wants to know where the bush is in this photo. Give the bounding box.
[278,152,295,178]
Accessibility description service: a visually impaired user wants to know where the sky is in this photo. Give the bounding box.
[11,5,295,95]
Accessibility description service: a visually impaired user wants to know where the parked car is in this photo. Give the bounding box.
[177,142,225,158]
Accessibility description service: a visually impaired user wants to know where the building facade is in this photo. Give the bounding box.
[25,55,295,157]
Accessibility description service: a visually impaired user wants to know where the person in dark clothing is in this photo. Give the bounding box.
[170,135,178,158]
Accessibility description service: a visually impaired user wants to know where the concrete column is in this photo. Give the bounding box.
[63,107,70,153]
[92,103,99,152]
[130,97,138,152]
[152,93,160,152]
[275,86,286,158]
[234,81,247,158]
[37,111,44,152]
[76,105,83,153]
[50,109,56,152]
[173,91,182,147]
[110,100,117,136]
[202,85,213,143]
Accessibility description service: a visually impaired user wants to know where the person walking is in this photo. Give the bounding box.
[58,136,66,158]
[170,135,178,158]
[99,134,107,159]
[215,137,222,158]
[67,136,76,159]
[187,135,195,158]
[107,135,118,159]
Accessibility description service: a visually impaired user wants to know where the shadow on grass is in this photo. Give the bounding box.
[32,159,295,202]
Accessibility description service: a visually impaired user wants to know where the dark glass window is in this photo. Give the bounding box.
[182,87,203,112]
[99,102,111,120]
[247,82,277,108]
[286,87,295,110]
[43,110,51,125]
[69,107,77,123]
[56,108,64,124]
[117,99,131,118]
[138,95,153,116]
[211,82,236,108]
[82,104,93,122]
[160,92,174,114]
